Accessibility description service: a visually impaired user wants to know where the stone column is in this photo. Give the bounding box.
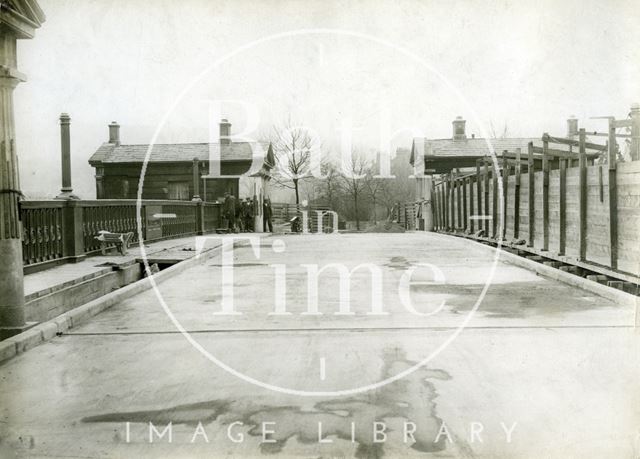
[55,113,79,200]
[0,1,45,337]
[0,31,28,336]
[191,158,202,201]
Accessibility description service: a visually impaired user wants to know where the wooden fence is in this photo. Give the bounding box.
[395,202,419,230]
[20,199,221,269]
[271,202,337,232]
[431,127,640,278]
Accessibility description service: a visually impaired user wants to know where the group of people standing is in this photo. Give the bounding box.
[222,192,273,233]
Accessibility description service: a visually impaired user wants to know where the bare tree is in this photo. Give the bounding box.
[340,152,371,230]
[364,173,385,224]
[269,119,320,205]
[317,161,343,211]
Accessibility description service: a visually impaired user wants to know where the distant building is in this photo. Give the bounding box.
[409,116,543,175]
[88,119,274,202]
[408,116,553,230]
[408,115,591,230]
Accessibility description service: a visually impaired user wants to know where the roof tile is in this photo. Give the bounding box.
[89,142,270,164]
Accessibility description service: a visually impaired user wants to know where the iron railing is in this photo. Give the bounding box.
[20,199,221,267]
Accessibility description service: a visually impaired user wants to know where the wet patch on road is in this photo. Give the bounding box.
[208,262,267,267]
[82,349,451,457]
[385,256,413,270]
[425,281,616,318]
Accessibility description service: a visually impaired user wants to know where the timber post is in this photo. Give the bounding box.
[542,134,550,251]
[501,152,509,241]
[514,148,521,239]
[578,128,587,261]
[631,102,640,161]
[462,176,468,232]
[483,158,490,235]
[469,173,475,233]
[559,157,567,256]
[476,159,482,233]
[607,119,618,269]
[527,142,535,247]
[492,160,498,238]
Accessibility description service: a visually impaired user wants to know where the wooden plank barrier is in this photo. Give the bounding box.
[426,119,640,279]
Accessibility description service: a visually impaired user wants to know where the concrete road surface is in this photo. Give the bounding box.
[1,232,638,458]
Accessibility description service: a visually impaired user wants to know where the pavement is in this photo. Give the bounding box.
[1,231,638,458]
[24,236,208,298]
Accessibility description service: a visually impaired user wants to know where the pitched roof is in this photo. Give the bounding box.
[410,137,540,164]
[89,142,272,165]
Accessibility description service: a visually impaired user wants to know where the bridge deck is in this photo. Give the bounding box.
[1,232,637,458]
[23,235,208,298]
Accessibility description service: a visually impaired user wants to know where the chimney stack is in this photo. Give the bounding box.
[452,116,466,140]
[108,121,120,145]
[55,113,79,200]
[566,116,578,138]
[219,119,231,145]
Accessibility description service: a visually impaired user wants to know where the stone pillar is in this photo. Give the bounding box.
[62,201,86,262]
[191,158,202,201]
[0,32,27,336]
[631,103,640,162]
[55,113,79,200]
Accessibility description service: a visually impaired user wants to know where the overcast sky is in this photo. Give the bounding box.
[14,0,640,198]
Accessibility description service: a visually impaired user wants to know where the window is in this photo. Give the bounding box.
[168,181,190,200]
[121,179,129,198]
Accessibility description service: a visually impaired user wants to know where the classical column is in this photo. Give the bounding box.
[0,1,45,337]
[0,53,27,336]
[55,113,79,200]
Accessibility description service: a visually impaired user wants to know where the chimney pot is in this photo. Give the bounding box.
[452,116,466,140]
[219,119,231,145]
[566,116,578,138]
[109,121,120,145]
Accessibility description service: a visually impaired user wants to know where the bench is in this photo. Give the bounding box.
[95,230,134,255]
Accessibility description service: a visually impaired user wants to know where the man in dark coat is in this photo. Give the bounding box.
[222,191,237,232]
[263,197,273,232]
[243,197,254,232]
